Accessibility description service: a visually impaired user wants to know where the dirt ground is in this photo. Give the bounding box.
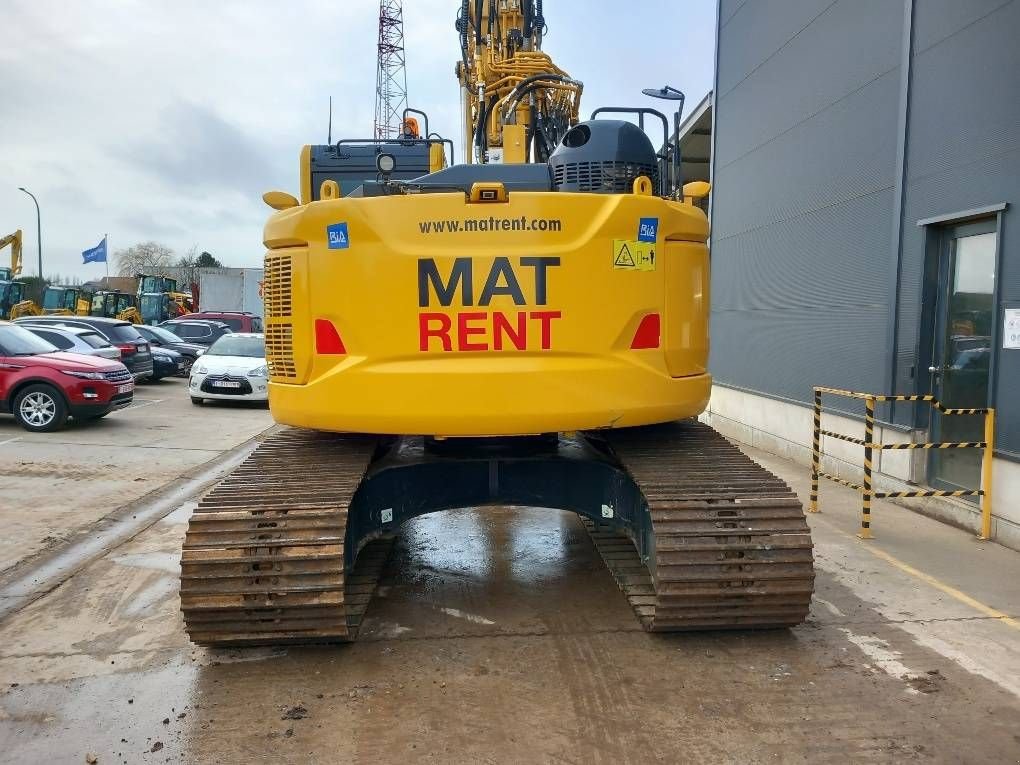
[1,432,1019,763]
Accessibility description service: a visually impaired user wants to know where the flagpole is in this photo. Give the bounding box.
[104,233,109,279]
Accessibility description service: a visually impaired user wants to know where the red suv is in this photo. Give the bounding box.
[0,322,134,431]
[180,312,262,333]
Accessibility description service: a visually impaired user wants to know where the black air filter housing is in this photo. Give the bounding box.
[549,120,658,194]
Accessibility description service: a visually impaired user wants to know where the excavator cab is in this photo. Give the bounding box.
[42,286,88,315]
[90,290,142,323]
[140,292,173,324]
[0,281,25,319]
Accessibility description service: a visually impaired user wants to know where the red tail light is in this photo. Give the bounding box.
[117,343,136,356]
[630,313,661,349]
[315,319,347,354]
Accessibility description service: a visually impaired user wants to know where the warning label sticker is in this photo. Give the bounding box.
[613,240,656,271]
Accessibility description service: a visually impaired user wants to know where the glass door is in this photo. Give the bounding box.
[928,222,996,492]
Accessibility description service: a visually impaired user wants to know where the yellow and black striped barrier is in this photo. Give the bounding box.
[809,387,995,540]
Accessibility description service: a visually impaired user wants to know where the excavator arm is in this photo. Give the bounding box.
[116,307,143,324]
[456,0,582,163]
[0,230,23,281]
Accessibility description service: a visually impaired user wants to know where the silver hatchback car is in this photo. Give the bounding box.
[20,323,122,360]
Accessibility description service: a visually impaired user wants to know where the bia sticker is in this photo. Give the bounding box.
[327,222,350,249]
[638,217,659,243]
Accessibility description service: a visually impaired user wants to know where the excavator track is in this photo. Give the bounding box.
[589,420,814,631]
[180,421,813,646]
[180,429,383,646]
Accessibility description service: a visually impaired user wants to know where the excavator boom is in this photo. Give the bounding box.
[457,0,582,163]
[0,230,23,281]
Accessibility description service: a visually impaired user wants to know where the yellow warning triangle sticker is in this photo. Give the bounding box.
[614,242,636,267]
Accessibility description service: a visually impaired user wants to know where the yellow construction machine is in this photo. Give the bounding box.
[42,286,93,315]
[0,229,43,319]
[180,1,814,646]
[0,230,22,282]
[89,291,142,324]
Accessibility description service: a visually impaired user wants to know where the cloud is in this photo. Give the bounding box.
[0,0,716,280]
[118,100,282,197]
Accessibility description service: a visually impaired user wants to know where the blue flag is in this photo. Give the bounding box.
[82,237,107,264]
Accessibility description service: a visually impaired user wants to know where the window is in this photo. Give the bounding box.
[103,324,146,342]
[251,317,263,332]
[34,330,74,350]
[0,325,58,356]
[207,335,265,357]
[79,332,112,349]
[175,323,211,339]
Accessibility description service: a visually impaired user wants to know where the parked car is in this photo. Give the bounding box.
[189,333,268,405]
[180,311,263,333]
[159,319,232,347]
[0,321,134,431]
[150,346,186,381]
[14,315,153,381]
[133,324,205,375]
[19,323,122,360]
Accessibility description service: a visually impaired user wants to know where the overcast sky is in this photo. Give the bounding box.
[0,0,716,280]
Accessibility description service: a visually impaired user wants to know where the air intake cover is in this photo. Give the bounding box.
[549,120,659,194]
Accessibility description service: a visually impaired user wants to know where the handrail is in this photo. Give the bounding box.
[809,386,995,540]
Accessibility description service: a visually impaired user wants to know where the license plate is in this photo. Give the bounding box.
[117,383,134,394]
[213,380,242,388]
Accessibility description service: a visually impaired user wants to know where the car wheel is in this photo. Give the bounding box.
[13,384,70,432]
[191,397,204,406]
[179,358,194,377]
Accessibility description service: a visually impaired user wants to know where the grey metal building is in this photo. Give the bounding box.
[704,0,1020,547]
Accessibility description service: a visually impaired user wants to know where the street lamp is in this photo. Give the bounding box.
[17,187,42,279]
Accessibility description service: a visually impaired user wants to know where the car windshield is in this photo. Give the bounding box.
[207,335,265,358]
[0,324,59,356]
[146,325,185,343]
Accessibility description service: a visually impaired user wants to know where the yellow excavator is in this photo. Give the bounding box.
[42,286,93,315]
[90,290,143,324]
[180,1,814,646]
[0,230,42,319]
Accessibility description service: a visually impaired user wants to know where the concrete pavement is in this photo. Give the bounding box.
[0,378,273,577]
[0,429,1018,762]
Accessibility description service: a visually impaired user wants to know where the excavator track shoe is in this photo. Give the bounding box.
[180,429,382,646]
[591,421,815,631]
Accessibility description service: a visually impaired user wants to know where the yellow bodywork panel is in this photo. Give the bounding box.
[264,189,710,437]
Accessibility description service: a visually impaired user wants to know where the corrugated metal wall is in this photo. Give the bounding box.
[710,0,904,403]
[711,0,1019,455]
[895,0,1020,455]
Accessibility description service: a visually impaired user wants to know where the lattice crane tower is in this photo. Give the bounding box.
[374,0,408,139]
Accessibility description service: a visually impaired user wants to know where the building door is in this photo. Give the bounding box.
[928,221,997,492]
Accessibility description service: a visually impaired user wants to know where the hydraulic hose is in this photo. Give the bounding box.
[500,72,581,122]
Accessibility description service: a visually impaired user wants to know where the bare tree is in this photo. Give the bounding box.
[114,241,176,276]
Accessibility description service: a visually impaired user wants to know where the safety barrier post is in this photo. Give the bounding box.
[980,409,996,540]
[859,397,875,540]
[809,389,821,513]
